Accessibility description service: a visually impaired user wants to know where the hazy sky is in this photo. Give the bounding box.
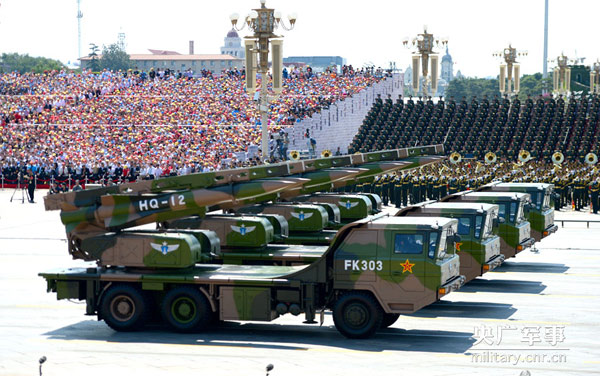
[0,0,597,77]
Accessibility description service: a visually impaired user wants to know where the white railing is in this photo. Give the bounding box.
[287,73,404,155]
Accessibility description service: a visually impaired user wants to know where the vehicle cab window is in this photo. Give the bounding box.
[498,204,507,220]
[474,215,483,238]
[395,233,424,254]
[428,232,438,259]
[509,202,517,223]
[457,217,471,235]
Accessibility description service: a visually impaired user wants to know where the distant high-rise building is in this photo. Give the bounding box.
[220,29,245,59]
[441,47,454,83]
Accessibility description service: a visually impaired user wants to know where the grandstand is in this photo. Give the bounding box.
[349,94,600,161]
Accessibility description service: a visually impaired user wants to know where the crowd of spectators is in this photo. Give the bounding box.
[0,66,384,186]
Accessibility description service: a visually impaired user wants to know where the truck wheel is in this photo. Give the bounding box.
[380,313,400,328]
[162,287,213,332]
[333,292,383,339]
[100,285,149,331]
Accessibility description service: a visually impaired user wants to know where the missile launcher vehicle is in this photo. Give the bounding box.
[40,146,470,338]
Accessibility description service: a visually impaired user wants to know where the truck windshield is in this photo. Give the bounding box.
[542,190,551,209]
[438,229,448,259]
[529,192,543,211]
[457,217,471,236]
[481,213,495,239]
[428,232,438,259]
[509,202,517,223]
[498,204,507,221]
[394,234,424,254]
[474,215,483,239]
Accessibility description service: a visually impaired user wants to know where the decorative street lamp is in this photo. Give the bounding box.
[402,26,447,97]
[493,44,527,96]
[590,60,600,95]
[230,0,297,160]
[550,53,575,95]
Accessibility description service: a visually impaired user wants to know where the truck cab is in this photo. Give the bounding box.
[395,202,504,282]
[476,182,558,241]
[330,217,465,323]
[441,192,535,258]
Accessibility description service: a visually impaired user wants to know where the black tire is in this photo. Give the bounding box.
[162,286,213,332]
[380,313,400,328]
[100,284,149,331]
[332,292,383,339]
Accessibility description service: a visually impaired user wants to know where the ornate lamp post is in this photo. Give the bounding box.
[402,26,447,97]
[230,0,296,160]
[550,53,575,96]
[590,60,600,95]
[493,45,527,96]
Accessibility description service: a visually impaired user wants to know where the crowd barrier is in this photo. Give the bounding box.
[0,175,139,191]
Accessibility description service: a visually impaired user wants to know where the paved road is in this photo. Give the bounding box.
[0,189,599,376]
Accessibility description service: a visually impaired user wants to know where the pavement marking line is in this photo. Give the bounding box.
[490,272,600,277]
[39,338,259,351]
[481,319,571,325]
[453,291,598,299]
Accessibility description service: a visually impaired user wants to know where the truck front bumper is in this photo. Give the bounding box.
[483,254,505,273]
[543,224,558,238]
[517,237,536,253]
[437,275,466,299]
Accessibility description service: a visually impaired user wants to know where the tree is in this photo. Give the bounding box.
[0,53,66,73]
[517,73,552,100]
[445,73,552,101]
[100,43,132,72]
[445,77,500,100]
[88,43,101,72]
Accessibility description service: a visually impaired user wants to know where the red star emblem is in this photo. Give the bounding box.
[400,259,415,273]
[455,242,463,252]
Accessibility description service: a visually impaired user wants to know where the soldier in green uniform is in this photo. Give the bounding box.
[394,174,403,208]
[383,174,393,206]
[373,175,383,203]
[590,177,600,214]
[573,176,585,211]
[411,175,420,204]
[402,172,412,206]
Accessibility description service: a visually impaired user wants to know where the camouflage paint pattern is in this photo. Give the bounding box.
[304,194,373,221]
[167,215,274,249]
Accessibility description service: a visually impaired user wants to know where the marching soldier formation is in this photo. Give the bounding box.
[347,160,600,214]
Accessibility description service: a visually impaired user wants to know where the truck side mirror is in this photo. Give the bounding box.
[450,234,461,243]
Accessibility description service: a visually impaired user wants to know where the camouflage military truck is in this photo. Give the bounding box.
[39,216,465,339]
[441,192,535,259]
[395,202,504,282]
[39,146,453,339]
[476,182,558,241]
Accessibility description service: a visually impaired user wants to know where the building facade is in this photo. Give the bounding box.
[81,50,243,75]
[220,29,245,59]
[441,47,454,83]
[283,56,346,72]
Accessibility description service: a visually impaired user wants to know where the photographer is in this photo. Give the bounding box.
[25,169,36,203]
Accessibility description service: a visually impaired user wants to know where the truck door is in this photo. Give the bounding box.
[456,216,473,267]
[390,232,425,292]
